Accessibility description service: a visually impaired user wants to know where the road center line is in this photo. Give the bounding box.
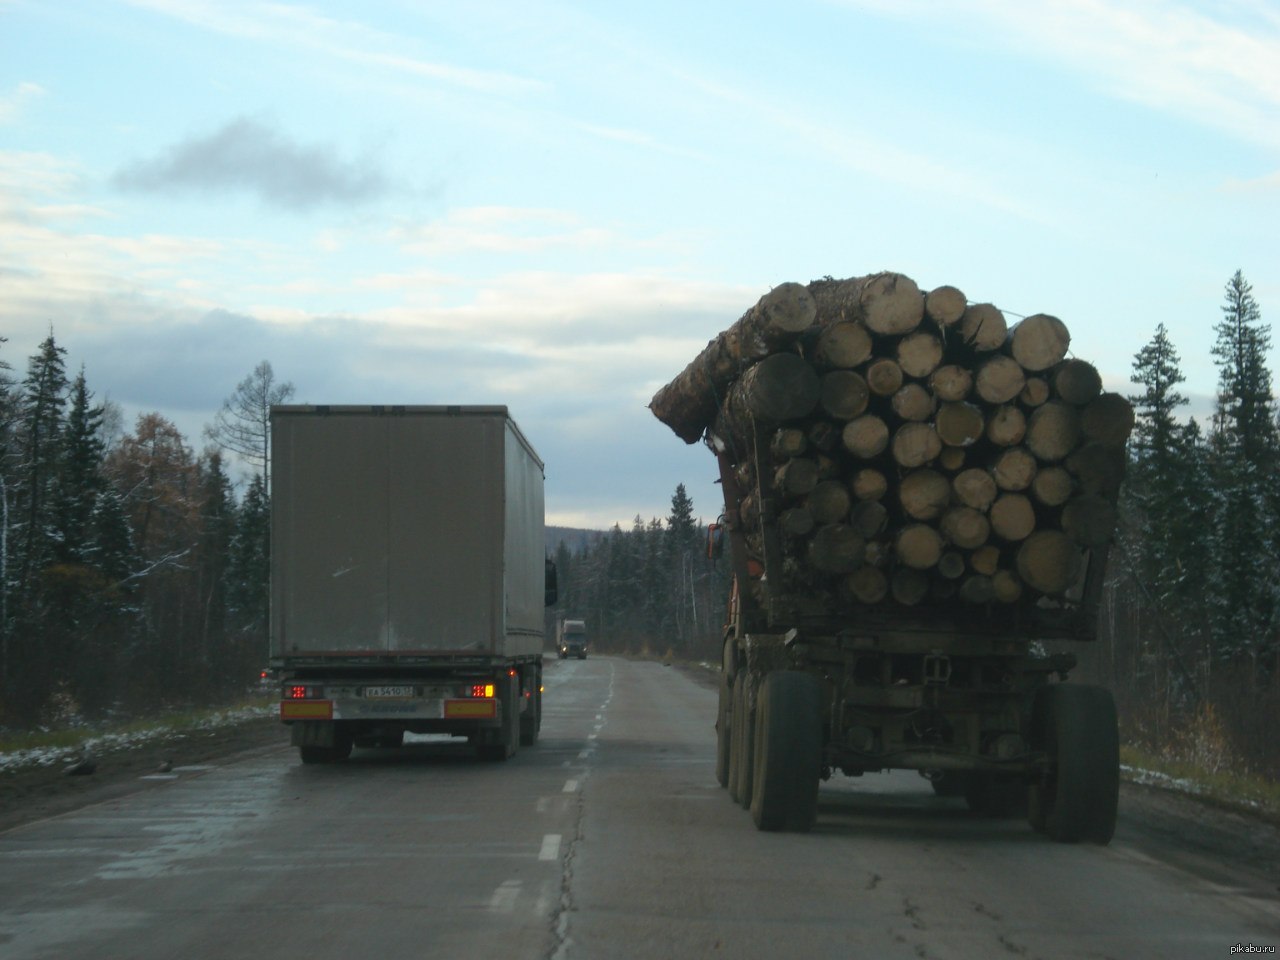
[539,834,562,861]
[563,779,579,793]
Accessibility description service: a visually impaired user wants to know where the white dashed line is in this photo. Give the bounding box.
[539,834,562,861]
[563,779,579,793]
[488,880,522,913]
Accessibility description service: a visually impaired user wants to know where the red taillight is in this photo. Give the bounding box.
[260,670,269,679]
[470,684,495,698]
[289,685,308,699]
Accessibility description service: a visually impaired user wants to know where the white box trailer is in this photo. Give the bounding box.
[270,405,553,763]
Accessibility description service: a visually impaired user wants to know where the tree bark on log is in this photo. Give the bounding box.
[1025,401,1082,463]
[925,285,967,326]
[1008,314,1071,371]
[959,303,1007,352]
[1061,494,1117,547]
[1080,392,1136,447]
[650,281,816,443]
[1065,442,1126,497]
[899,469,951,521]
[1053,359,1102,406]
[819,370,871,419]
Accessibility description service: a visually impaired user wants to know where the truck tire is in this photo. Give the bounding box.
[478,674,520,761]
[750,671,822,833]
[1031,684,1119,844]
[715,670,731,788]
[519,667,541,747]
[929,773,965,797]
[728,672,753,807]
[299,735,352,765]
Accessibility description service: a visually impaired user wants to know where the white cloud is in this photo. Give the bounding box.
[0,82,45,123]
[834,0,1280,151]
[123,0,545,97]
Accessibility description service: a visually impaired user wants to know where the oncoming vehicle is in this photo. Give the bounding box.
[556,619,587,659]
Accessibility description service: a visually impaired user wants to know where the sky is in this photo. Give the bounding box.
[2,0,1278,530]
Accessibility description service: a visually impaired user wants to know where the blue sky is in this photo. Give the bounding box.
[2,0,1278,528]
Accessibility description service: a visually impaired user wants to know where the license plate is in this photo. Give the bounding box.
[363,685,414,699]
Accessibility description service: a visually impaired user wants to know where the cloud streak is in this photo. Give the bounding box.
[112,117,390,210]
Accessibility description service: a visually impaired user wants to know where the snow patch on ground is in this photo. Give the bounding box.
[0,706,274,774]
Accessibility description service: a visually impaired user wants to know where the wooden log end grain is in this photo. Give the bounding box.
[959,303,1008,353]
[970,544,1001,576]
[1016,530,1084,596]
[849,499,890,538]
[896,523,944,570]
[991,446,1038,492]
[941,506,991,550]
[843,415,890,460]
[851,467,889,502]
[1025,401,1082,463]
[989,493,1036,542]
[938,446,967,472]
[992,569,1024,603]
[897,332,944,379]
[809,524,867,574]
[892,422,943,468]
[899,469,951,521]
[952,467,998,511]
[925,284,967,326]
[1052,359,1102,406]
[930,364,974,403]
[741,351,822,423]
[936,402,985,448]
[1030,464,1075,506]
[986,404,1028,447]
[808,479,853,525]
[1009,313,1071,372]
[779,505,816,538]
[814,320,874,369]
[975,354,1027,405]
[861,272,925,336]
[759,281,819,343]
[819,369,871,420]
[1020,377,1050,408]
[770,427,808,461]
[844,566,889,604]
[774,457,820,497]
[865,357,905,397]
[891,382,936,422]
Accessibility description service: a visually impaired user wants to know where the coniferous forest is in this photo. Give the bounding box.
[3,271,1277,780]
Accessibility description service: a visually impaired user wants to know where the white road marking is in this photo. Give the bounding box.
[577,749,591,759]
[488,880,522,913]
[539,834,562,861]
[563,779,579,793]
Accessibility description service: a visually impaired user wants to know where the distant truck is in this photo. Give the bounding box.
[270,405,555,764]
[555,619,588,659]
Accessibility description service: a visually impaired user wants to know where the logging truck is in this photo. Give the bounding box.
[652,273,1132,842]
[270,405,555,764]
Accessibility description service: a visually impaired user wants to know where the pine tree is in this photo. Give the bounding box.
[51,369,106,564]
[227,473,270,639]
[14,334,68,595]
[195,451,236,693]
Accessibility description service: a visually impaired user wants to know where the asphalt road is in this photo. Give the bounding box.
[1,656,1277,960]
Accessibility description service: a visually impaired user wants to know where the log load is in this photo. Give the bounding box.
[649,269,1133,617]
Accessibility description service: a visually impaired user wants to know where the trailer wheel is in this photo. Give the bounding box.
[1031,684,1119,844]
[728,672,754,807]
[929,773,965,797]
[299,736,352,765]
[750,671,822,833]
[478,674,520,761]
[715,671,732,788]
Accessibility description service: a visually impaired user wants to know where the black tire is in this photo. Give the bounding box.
[715,671,731,788]
[1031,684,1119,844]
[477,674,520,761]
[728,672,755,808]
[519,667,541,747]
[750,671,822,833]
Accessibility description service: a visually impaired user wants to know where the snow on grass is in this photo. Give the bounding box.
[0,704,275,774]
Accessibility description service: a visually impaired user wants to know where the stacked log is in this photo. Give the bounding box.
[650,270,1133,612]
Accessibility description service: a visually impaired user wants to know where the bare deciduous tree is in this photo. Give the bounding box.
[204,361,294,486]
